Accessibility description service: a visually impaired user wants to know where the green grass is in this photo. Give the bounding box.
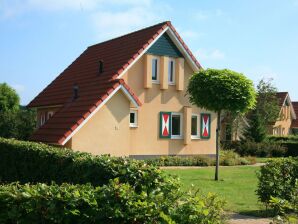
[165,166,270,217]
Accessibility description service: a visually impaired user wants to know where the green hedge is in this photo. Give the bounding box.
[145,151,256,166]
[0,180,226,224]
[267,135,298,142]
[0,138,171,194]
[256,157,298,205]
[222,141,286,157]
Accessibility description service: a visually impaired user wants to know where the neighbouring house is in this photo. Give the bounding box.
[27,21,217,158]
[292,102,298,135]
[267,92,297,136]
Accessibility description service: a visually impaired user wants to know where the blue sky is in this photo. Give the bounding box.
[1,0,298,105]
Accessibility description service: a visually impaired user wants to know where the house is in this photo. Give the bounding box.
[27,21,217,158]
[292,102,298,135]
[267,92,297,136]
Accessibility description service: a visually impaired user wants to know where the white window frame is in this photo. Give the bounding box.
[40,113,46,126]
[171,112,183,139]
[151,57,160,84]
[191,114,200,139]
[129,109,138,128]
[168,58,175,85]
[47,111,54,119]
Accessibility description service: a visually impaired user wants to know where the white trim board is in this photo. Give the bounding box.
[61,85,139,145]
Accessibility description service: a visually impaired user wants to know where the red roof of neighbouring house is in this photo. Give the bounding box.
[28,21,201,145]
[292,102,298,128]
[276,92,288,107]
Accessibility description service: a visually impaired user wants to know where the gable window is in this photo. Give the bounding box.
[191,114,199,139]
[130,110,138,127]
[171,113,182,139]
[40,113,46,126]
[151,57,159,83]
[168,58,175,84]
[47,111,54,119]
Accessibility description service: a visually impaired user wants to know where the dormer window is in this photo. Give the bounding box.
[151,57,159,83]
[168,58,175,84]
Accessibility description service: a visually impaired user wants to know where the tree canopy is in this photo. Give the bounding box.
[0,83,20,112]
[187,69,256,114]
[0,83,36,140]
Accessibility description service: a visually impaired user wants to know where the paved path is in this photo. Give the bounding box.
[228,213,272,224]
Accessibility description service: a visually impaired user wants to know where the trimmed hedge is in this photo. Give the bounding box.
[0,180,226,223]
[145,151,256,166]
[267,135,298,142]
[222,141,286,157]
[256,157,298,205]
[0,138,172,194]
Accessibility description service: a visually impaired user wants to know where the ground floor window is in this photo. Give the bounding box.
[130,110,138,127]
[191,114,199,139]
[171,113,182,139]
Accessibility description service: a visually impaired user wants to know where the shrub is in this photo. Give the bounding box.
[267,135,298,142]
[0,181,226,224]
[0,138,175,196]
[145,152,255,167]
[223,141,286,157]
[256,157,298,206]
[146,156,211,167]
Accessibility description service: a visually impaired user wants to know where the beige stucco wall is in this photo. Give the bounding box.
[122,54,216,156]
[70,91,131,156]
[64,54,216,157]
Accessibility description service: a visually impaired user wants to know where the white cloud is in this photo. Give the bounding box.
[92,7,159,40]
[196,49,225,60]
[1,0,170,41]
[194,9,224,21]
[11,84,25,93]
[91,1,170,41]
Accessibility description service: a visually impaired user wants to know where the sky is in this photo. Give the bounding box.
[1,0,298,105]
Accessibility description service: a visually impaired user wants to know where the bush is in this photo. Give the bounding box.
[0,180,226,224]
[0,138,174,195]
[267,135,298,142]
[256,157,298,205]
[146,155,211,167]
[145,152,256,167]
[223,141,286,157]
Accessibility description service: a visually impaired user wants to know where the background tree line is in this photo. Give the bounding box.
[0,83,36,140]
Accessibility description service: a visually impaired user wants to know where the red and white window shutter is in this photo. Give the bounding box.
[200,113,211,139]
[160,112,171,138]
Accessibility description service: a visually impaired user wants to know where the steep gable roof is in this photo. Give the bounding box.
[276,92,288,107]
[275,92,296,120]
[292,102,298,128]
[28,21,202,145]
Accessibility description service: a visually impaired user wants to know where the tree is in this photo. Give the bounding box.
[188,69,256,180]
[243,110,266,142]
[255,78,279,124]
[243,78,279,142]
[0,83,20,112]
[0,83,36,140]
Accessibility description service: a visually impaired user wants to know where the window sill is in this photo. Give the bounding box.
[152,81,160,84]
[129,124,138,128]
[191,136,200,140]
[168,82,175,86]
[171,136,183,140]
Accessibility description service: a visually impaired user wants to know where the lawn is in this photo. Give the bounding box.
[164,166,267,216]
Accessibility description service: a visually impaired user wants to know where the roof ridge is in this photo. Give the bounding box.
[88,21,170,49]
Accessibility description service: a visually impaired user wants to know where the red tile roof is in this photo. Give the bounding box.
[28,21,201,145]
[276,92,288,107]
[292,102,298,128]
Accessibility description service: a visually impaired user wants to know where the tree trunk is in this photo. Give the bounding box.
[215,110,221,181]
